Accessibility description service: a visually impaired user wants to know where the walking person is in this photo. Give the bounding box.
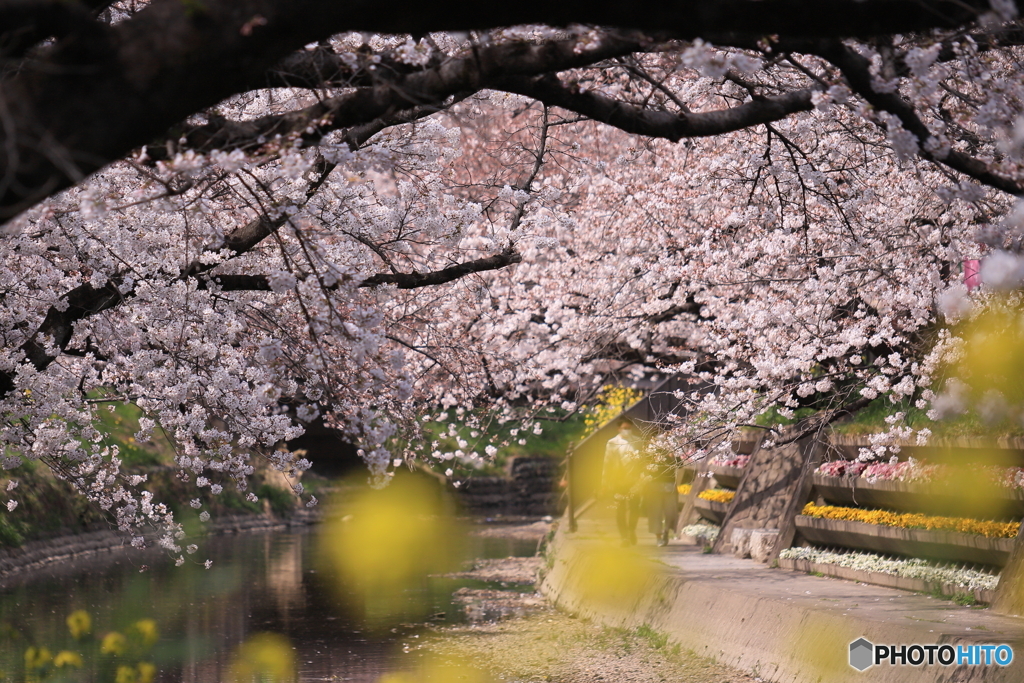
[602,418,643,546]
[645,450,679,546]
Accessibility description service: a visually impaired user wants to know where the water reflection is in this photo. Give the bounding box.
[0,527,538,682]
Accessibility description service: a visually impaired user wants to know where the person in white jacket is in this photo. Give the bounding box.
[602,418,643,545]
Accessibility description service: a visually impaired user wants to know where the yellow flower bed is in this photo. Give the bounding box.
[698,489,735,504]
[800,502,1020,539]
[676,486,735,503]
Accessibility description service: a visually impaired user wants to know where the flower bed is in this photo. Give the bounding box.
[777,547,999,602]
[810,474,1024,518]
[694,492,731,524]
[699,489,735,504]
[708,465,743,489]
[778,546,999,592]
[816,458,1024,489]
[680,522,720,544]
[709,454,750,469]
[677,485,736,504]
[793,516,1014,566]
[800,502,1019,539]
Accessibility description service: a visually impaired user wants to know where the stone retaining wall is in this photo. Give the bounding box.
[453,456,561,516]
[542,526,1024,683]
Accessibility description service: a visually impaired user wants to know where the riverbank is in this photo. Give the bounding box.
[0,509,319,580]
[417,520,757,683]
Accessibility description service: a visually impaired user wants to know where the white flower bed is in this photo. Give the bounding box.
[778,546,999,591]
[681,522,720,543]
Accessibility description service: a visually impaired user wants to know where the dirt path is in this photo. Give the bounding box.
[423,602,759,683]
[415,522,759,683]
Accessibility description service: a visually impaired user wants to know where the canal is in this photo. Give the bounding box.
[0,523,541,682]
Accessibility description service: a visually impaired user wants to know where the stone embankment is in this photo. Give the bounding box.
[453,456,562,516]
[542,520,1024,683]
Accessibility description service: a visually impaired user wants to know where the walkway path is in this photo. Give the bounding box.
[542,517,1024,683]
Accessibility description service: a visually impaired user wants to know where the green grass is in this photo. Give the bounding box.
[747,393,1024,440]
[89,398,178,467]
[415,409,589,477]
[0,460,108,546]
[832,396,1024,438]
[953,592,979,607]
[634,624,670,650]
[925,586,980,606]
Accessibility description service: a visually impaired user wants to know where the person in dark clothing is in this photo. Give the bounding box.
[645,452,679,546]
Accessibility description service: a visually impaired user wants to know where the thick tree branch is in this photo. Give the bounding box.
[167,61,816,158]
[0,0,107,59]
[499,75,817,141]
[204,248,523,291]
[0,0,998,220]
[267,44,445,90]
[152,33,652,158]
[358,248,522,288]
[774,395,874,445]
[0,277,123,397]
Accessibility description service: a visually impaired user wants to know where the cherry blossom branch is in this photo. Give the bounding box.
[817,41,1024,196]
[893,24,1024,75]
[0,245,522,399]
[773,395,874,445]
[359,248,522,288]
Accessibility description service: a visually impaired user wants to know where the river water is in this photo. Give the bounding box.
[0,524,540,682]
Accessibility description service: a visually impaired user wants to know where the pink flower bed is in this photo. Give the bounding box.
[816,459,1024,490]
[709,454,750,469]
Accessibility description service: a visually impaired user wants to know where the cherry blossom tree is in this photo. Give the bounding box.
[3,0,1024,555]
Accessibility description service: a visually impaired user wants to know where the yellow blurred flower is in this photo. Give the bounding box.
[24,646,51,670]
[66,609,92,639]
[129,619,159,648]
[53,651,84,668]
[956,304,1024,405]
[574,541,662,611]
[677,484,691,495]
[230,633,295,683]
[115,665,137,683]
[137,662,157,683]
[101,631,127,655]
[318,474,465,625]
